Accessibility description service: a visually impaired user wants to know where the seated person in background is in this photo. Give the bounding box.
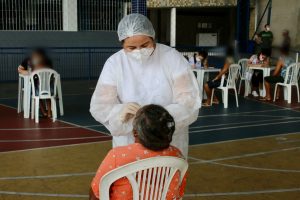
[189,50,209,69]
[17,48,53,118]
[260,47,294,101]
[202,47,235,107]
[248,51,270,97]
[90,104,187,200]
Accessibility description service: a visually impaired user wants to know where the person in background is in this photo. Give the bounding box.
[253,34,262,54]
[89,104,187,200]
[281,29,291,52]
[189,50,209,69]
[260,47,294,101]
[258,24,273,57]
[248,51,270,97]
[202,47,235,107]
[17,48,53,118]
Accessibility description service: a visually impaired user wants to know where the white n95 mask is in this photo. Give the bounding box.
[127,47,154,62]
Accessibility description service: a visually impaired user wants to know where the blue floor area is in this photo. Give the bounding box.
[1,91,300,145]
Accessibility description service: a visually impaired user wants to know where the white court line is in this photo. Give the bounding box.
[279,139,300,144]
[189,147,300,173]
[0,191,88,198]
[0,124,103,131]
[184,188,300,197]
[0,135,111,142]
[245,95,300,114]
[0,140,111,154]
[0,103,109,135]
[0,93,93,100]
[189,146,300,164]
[197,108,290,118]
[0,172,95,180]
[189,132,300,147]
[56,119,110,136]
[190,116,296,130]
[190,119,300,134]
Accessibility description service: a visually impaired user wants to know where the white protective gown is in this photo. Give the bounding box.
[90,43,201,157]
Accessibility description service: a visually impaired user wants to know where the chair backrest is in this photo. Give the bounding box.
[284,63,300,85]
[226,64,240,88]
[238,58,249,78]
[100,156,188,200]
[30,68,58,97]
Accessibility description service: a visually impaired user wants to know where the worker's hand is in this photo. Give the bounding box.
[120,103,141,123]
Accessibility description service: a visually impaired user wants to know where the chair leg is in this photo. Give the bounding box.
[296,84,300,103]
[51,98,57,122]
[31,98,35,119]
[287,86,292,104]
[17,78,22,113]
[273,84,278,102]
[210,89,214,106]
[35,98,39,123]
[238,79,242,94]
[234,88,239,107]
[223,89,228,108]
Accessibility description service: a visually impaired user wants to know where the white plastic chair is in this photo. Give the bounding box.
[237,58,249,94]
[100,156,188,200]
[211,64,240,108]
[30,68,58,123]
[273,63,300,103]
[17,74,25,113]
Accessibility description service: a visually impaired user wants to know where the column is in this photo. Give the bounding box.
[63,0,78,31]
[170,7,176,47]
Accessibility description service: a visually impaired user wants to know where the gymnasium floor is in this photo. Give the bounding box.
[0,80,300,200]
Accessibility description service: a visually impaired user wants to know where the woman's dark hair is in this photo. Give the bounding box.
[133,104,175,151]
[198,50,208,60]
[30,48,53,68]
[257,50,268,58]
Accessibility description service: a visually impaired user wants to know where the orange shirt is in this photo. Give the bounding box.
[91,143,187,200]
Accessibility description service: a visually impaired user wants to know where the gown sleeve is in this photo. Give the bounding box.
[164,49,201,130]
[90,58,134,136]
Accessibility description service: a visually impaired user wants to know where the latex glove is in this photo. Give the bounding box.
[120,103,141,123]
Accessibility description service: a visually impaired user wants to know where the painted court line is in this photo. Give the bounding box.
[190,116,296,130]
[189,147,300,173]
[0,140,111,154]
[0,172,95,180]
[190,119,300,134]
[189,146,300,164]
[184,188,300,197]
[189,131,300,147]
[0,135,111,142]
[0,124,103,131]
[0,191,88,198]
[0,103,108,135]
[56,119,110,136]
[197,108,290,118]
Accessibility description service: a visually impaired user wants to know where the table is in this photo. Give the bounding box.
[244,66,275,97]
[18,73,64,119]
[193,68,221,107]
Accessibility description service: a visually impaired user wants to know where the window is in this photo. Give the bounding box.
[0,0,63,31]
[78,0,131,31]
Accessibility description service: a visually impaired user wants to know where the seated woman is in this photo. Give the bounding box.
[90,104,187,200]
[260,47,294,101]
[247,51,270,97]
[189,50,209,69]
[202,48,234,107]
[17,48,53,118]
